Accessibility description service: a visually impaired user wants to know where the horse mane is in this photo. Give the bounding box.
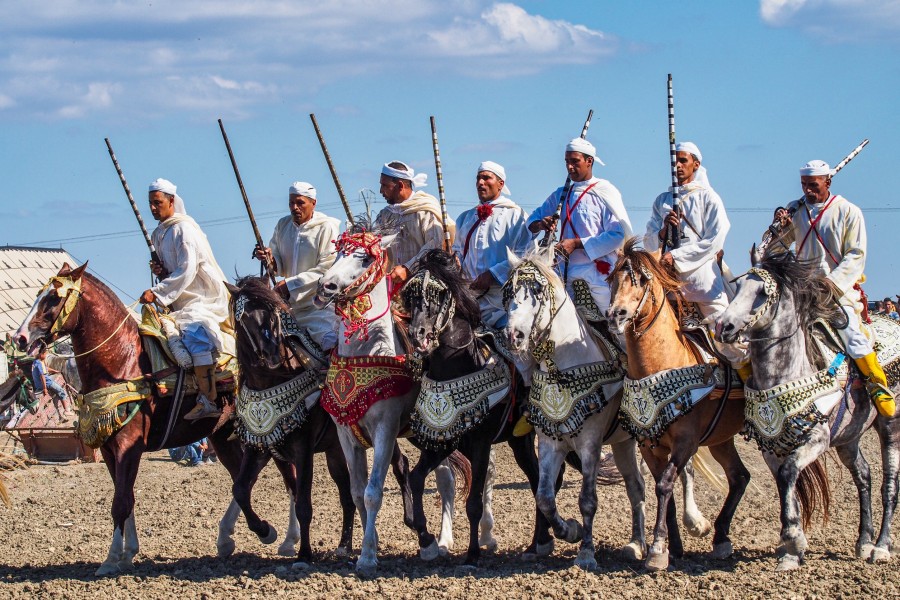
[348,212,400,238]
[411,249,482,327]
[756,251,848,366]
[519,246,566,295]
[232,275,290,312]
[607,237,683,293]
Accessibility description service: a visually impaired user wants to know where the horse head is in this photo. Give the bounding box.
[15,262,89,355]
[227,277,292,371]
[606,238,680,336]
[401,249,480,355]
[314,229,397,308]
[502,247,562,355]
[716,267,781,344]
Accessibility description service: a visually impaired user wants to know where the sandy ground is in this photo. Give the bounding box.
[0,432,897,599]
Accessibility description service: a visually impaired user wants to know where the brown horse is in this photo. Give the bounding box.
[13,263,297,575]
[606,240,750,571]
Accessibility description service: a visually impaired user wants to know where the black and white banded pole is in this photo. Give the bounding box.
[429,116,453,252]
[104,138,168,280]
[539,109,594,248]
[663,73,685,253]
[309,114,355,227]
[832,138,869,175]
[217,118,278,287]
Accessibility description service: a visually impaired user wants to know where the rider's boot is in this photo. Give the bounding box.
[185,363,222,421]
[512,414,533,437]
[855,352,896,418]
[736,363,753,386]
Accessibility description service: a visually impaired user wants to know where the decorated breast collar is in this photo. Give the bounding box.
[332,231,390,342]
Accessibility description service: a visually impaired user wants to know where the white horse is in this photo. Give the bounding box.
[313,228,459,577]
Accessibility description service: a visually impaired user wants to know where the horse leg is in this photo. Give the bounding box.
[643,448,686,572]
[275,460,302,557]
[707,439,751,560]
[535,437,580,544]
[834,440,875,560]
[873,416,900,563]
[461,443,493,568]
[336,427,370,534]
[610,439,647,561]
[356,423,398,577]
[231,448,278,544]
[291,444,316,569]
[217,500,242,558]
[573,440,602,571]
[324,442,355,557]
[97,444,142,576]
[391,441,414,530]
[510,434,554,560]
[478,447,498,553]
[122,512,139,566]
[434,459,457,556]
[766,443,820,571]
[407,449,449,561]
[680,458,712,538]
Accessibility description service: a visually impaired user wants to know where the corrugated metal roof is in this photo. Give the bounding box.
[0,247,77,337]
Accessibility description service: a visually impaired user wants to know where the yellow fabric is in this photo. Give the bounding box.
[855,353,895,417]
[512,415,533,436]
[737,364,753,385]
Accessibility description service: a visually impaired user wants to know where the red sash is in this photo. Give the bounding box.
[560,181,599,240]
[798,195,840,265]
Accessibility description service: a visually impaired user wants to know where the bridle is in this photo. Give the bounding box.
[502,260,567,370]
[330,231,392,342]
[233,293,299,368]
[403,269,458,349]
[617,257,666,338]
[732,267,800,343]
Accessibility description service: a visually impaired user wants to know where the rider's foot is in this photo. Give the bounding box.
[512,414,533,437]
[868,383,896,418]
[185,395,221,421]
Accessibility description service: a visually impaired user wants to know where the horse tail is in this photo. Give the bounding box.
[692,447,729,495]
[0,451,26,508]
[446,450,472,500]
[597,450,624,486]
[797,457,831,529]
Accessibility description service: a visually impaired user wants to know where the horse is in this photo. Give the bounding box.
[13,263,299,575]
[225,275,356,568]
[313,225,464,577]
[717,251,900,570]
[503,248,648,570]
[401,249,552,567]
[606,239,750,571]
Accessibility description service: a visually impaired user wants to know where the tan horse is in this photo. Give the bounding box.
[606,239,749,571]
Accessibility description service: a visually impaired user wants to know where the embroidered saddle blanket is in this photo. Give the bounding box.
[319,352,414,427]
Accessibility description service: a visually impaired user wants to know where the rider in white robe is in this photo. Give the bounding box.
[643,142,748,371]
[141,179,234,420]
[775,159,894,416]
[527,138,632,315]
[257,182,340,350]
[451,161,534,329]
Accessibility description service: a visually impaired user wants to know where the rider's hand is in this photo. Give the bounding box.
[390,265,410,288]
[774,207,792,228]
[140,289,157,305]
[663,209,680,229]
[556,237,582,257]
[660,252,675,268]
[149,260,165,277]
[274,280,289,301]
[470,271,495,292]
[253,244,274,265]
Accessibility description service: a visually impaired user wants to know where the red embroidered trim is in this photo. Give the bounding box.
[320,353,413,426]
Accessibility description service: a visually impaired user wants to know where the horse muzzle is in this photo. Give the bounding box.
[313,282,337,309]
[605,306,629,335]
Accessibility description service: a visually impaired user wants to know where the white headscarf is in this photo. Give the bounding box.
[565,138,605,166]
[381,161,428,189]
[477,160,511,196]
[675,141,710,189]
[149,178,186,214]
[800,160,833,177]
[289,181,317,199]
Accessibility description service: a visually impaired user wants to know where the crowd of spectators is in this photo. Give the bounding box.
[872,297,900,320]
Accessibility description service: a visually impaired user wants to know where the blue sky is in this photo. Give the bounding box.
[1,0,899,302]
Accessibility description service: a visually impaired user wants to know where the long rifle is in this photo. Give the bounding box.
[429,116,452,252]
[217,119,277,287]
[309,114,355,226]
[662,74,685,253]
[104,138,168,279]
[539,109,594,248]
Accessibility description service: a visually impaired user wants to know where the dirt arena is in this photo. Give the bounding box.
[0,433,897,599]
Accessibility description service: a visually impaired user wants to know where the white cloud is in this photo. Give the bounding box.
[760,0,900,41]
[0,1,618,121]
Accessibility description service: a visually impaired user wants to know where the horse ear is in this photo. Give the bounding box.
[58,262,72,276]
[505,247,520,267]
[69,262,88,281]
[380,233,398,248]
[224,281,240,295]
[750,243,759,267]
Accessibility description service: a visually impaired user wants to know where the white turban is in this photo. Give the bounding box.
[675,141,702,162]
[149,178,185,214]
[381,161,428,189]
[565,138,605,166]
[800,160,833,177]
[289,181,317,199]
[477,161,511,196]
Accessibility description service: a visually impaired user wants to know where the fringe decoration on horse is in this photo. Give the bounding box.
[528,360,622,440]
[75,380,150,448]
[320,352,413,426]
[411,358,510,450]
[620,363,719,446]
[235,369,323,450]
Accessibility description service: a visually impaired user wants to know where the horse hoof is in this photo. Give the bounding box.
[438,544,451,557]
[335,545,351,558]
[258,523,278,545]
[776,554,801,571]
[575,549,597,571]
[420,540,440,562]
[711,541,733,560]
[855,542,875,560]
[536,539,555,557]
[217,538,236,558]
[95,562,121,577]
[685,518,712,538]
[355,558,378,578]
[564,519,583,544]
[481,538,498,553]
[620,541,645,561]
[291,561,311,571]
[457,563,478,572]
[277,542,296,557]
[644,550,669,572]
[871,547,891,563]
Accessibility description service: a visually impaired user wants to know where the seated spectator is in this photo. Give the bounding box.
[884,299,899,321]
[874,301,885,315]
[168,438,207,467]
[31,345,74,421]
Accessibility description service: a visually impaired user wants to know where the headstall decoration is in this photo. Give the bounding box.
[403,269,456,345]
[38,275,83,337]
[735,267,780,336]
[332,231,389,342]
[502,260,564,374]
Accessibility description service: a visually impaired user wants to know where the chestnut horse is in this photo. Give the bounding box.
[14,263,297,575]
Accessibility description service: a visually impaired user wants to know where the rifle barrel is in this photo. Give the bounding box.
[663,73,682,252]
[429,116,452,252]
[309,114,355,226]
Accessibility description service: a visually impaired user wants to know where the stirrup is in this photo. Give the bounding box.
[185,395,221,421]
[867,382,896,418]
